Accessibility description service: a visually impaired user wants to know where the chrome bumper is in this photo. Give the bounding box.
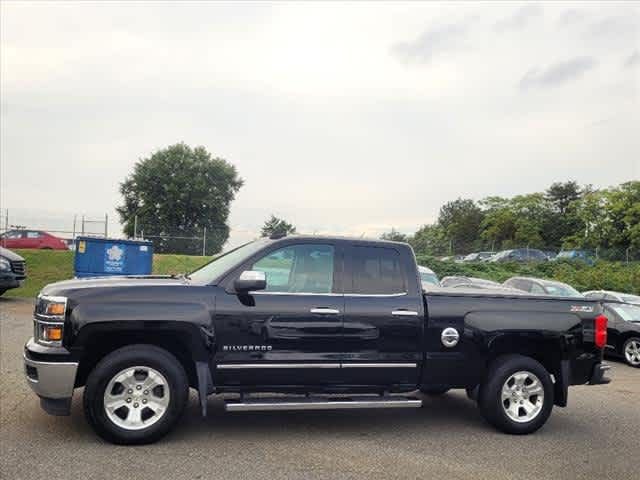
[24,343,78,400]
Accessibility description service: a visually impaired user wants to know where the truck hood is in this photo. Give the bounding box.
[0,246,24,262]
[40,275,188,297]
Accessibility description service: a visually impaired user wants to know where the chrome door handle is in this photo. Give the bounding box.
[392,310,419,316]
[310,308,340,315]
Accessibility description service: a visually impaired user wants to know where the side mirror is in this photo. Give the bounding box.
[234,270,266,293]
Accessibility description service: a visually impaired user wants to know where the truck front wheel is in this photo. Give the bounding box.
[83,345,189,445]
[478,355,553,435]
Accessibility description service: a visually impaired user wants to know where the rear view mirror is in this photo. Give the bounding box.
[234,270,266,293]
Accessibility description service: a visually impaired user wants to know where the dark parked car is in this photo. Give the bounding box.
[503,277,583,298]
[1,229,69,250]
[24,235,610,444]
[490,248,548,263]
[601,302,640,368]
[462,252,495,262]
[583,290,640,306]
[0,247,27,296]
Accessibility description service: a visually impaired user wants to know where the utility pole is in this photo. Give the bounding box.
[202,227,207,256]
[104,213,108,238]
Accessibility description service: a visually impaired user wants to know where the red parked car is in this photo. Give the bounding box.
[0,230,69,250]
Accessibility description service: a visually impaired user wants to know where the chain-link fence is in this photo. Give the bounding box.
[2,209,638,262]
[0,210,216,255]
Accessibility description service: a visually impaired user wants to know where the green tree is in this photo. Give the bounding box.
[380,228,408,242]
[261,215,297,237]
[564,187,611,250]
[542,181,584,246]
[437,198,484,254]
[409,224,449,256]
[117,143,243,254]
[545,181,582,215]
[606,181,640,251]
[480,194,550,249]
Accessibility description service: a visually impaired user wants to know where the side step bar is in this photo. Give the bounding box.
[225,396,423,412]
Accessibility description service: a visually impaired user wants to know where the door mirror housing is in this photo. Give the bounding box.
[234,270,267,293]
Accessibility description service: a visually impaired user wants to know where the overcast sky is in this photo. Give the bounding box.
[1,1,638,248]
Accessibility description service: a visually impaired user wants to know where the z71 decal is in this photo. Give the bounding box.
[570,305,594,313]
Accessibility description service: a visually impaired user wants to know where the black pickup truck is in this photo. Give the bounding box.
[24,235,610,444]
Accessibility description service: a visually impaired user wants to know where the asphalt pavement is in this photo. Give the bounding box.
[1,297,637,480]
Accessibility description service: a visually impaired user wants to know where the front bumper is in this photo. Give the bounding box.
[24,338,78,415]
[0,274,24,289]
[588,362,611,385]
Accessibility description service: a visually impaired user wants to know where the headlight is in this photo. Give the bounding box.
[0,257,10,271]
[34,295,67,347]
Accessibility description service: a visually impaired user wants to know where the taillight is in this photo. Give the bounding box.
[594,314,607,349]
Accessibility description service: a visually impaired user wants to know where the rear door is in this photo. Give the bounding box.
[214,241,344,387]
[342,244,422,386]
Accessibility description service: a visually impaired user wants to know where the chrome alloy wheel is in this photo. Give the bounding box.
[500,371,544,423]
[625,340,640,366]
[103,366,170,430]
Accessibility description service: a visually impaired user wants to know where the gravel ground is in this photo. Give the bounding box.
[1,297,637,480]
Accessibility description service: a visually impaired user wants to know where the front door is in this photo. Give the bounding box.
[214,242,344,387]
[342,245,422,387]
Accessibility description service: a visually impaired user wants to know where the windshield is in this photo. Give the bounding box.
[543,282,583,297]
[556,251,573,258]
[609,303,640,322]
[492,250,511,260]
[420,272,440,286]
[620,294,640,305]
[188,239,269,285]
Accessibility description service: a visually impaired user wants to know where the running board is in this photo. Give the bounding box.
[224,396,423,412]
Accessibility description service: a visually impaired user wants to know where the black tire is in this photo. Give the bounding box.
[420,387,450,395]
[83,344,189,445]
[466,386,479,402]
[622,337,640,368]
[478,355,554,435]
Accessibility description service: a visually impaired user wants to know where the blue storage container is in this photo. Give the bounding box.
[74,236,153,278]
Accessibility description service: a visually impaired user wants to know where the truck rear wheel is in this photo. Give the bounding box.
[83,345,189,445]
[478,355,553,435]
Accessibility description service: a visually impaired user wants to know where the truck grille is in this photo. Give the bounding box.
[11,261,26,277]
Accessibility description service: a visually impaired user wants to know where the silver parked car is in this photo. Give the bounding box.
[418,265,440,287]
[583,290,640,305]
[503,277,583,297]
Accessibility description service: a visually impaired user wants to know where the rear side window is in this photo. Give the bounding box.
[351,246,405,295]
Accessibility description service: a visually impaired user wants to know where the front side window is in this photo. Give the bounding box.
[530,283,545,294]
[252,244,335,294]
[351,246,405,295]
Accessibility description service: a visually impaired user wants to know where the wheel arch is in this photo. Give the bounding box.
[73,322,210,390]
[486,334,566,406]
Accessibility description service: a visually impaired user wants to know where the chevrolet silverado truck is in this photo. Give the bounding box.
[24,235,611,444]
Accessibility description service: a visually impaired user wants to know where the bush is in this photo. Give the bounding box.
[415,255,640,294]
